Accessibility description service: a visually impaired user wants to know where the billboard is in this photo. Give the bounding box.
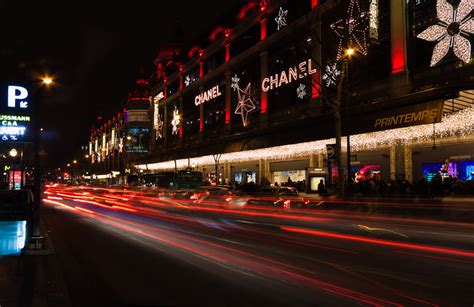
[0,83,33,143]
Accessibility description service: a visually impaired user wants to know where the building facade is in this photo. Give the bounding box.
[90,0,474,187]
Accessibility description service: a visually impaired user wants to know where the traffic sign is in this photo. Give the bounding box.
[326,144,336,160]
[0,83,33,143]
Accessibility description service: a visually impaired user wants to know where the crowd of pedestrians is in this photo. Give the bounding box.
[351,173,474,197]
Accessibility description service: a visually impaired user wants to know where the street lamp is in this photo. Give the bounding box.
[9,148,18,158]
[41,76,53,86]
[334,47,356,197]
[345,48,355,57]
[27,74,56,249]
[9,149,18,190]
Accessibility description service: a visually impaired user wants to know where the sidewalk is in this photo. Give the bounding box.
[0,225,72,307]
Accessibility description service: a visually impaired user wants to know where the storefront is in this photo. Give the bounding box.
[231,162,259,185]
[413,143,474,182]
[270,160,309,185]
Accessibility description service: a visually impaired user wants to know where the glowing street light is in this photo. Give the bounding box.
[42,77,53,86]
[73,160,77,164]
[67,163,71,167]
[9,148,18,158]
[345,48,355,57]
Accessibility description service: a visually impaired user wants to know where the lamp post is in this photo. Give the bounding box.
[335,48,354,197]
[344,48,354,195]
[9,148,18,190]
[30,76,54,243]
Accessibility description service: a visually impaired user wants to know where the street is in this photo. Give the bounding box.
[42,186,474,306]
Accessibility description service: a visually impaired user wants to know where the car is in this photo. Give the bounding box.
[230,186,309,209]
[190,186,236,204]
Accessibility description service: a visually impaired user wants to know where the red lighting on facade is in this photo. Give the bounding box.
[187,46,201,59]
[260,18,267,41]
[237,2,258,20]
[163,78,168,100]
[311,0,319,9]
[391,49,406,74]
[199,61,204,78]
[312,72,321,99]
[225,108,231,124]
[260,93,267,113]
[225,43,231,63]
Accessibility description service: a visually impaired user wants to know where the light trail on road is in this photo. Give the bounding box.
[42,185,474,305]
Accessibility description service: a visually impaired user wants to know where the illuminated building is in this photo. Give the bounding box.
[92,0,474,186]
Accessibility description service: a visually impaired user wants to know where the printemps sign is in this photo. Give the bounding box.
[0,83,33,143]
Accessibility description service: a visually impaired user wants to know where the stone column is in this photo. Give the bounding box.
[390,143,406,181]
[404,144,413,183]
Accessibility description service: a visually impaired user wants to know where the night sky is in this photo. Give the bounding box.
[0,0,242,168]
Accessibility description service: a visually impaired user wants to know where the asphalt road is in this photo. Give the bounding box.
[42,186,474,306]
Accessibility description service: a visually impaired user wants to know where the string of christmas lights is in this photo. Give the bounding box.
[137,106,474,171]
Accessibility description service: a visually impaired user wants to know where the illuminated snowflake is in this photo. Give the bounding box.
[275,7,288,31]
[296,84,307,99]
[184,75,196,87]
[231,74,240,91]
[417,0,473,66]
[330,0,369,60]
[234,83,256,126]
[322,63,341,87]
[171,106,180,135]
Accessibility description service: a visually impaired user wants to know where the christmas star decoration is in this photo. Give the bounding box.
[234,83,256,126]
[322,63,341,87]
[275,7,288,31]
[330,0,369,60]
[171,106,180,135]
[231,74,240,91]
[296,84,307,99]
[417,0,473,66]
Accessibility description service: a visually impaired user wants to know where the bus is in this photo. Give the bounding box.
[143,170,203,189]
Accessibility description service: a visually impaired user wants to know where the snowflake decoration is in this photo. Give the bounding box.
[234,83,256,126]
[330,0,369,60]
[171,106,180,135]
[417,0,473,66]
[322,63,341,87]
[275,7,288,31]
[231,74,240,92]
[184,75,193,87]
[296,84,307,99]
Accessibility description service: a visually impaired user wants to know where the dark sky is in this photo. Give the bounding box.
[0,0,242,169]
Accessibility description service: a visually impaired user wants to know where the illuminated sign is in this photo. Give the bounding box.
[7,86,29,108]
[0,83,33,143]
[350,100,444,134]
[195,85,222,106]
[261,59,317,92]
